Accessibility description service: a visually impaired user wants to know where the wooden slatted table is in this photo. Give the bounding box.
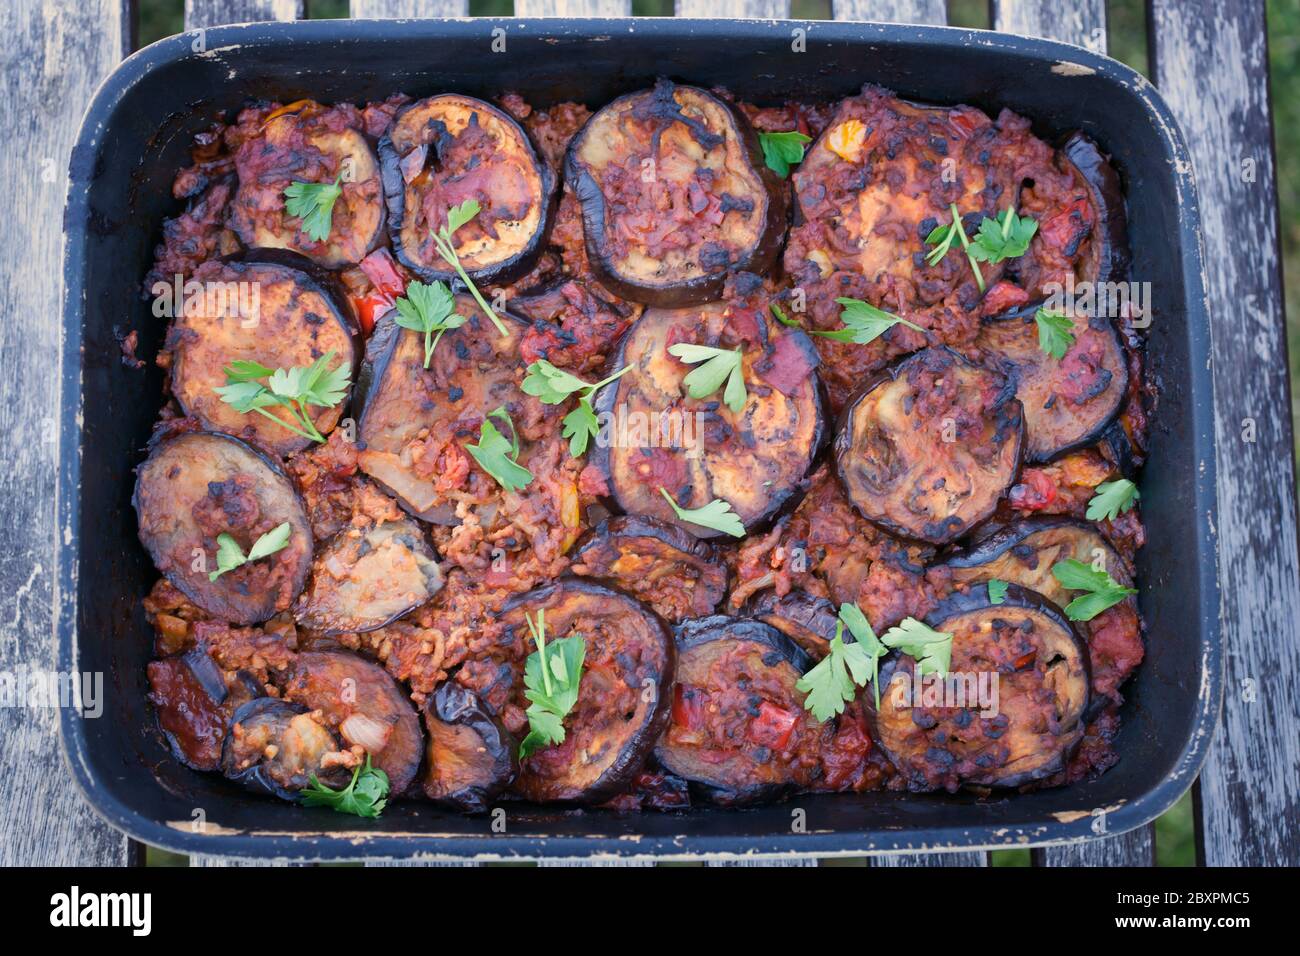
[5,0,1296,868]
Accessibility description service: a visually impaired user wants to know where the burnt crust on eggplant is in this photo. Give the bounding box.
[379,94,556,286]
[1060,131,1131,288]
[566,79,787,307]
[834,347,1024,546]
[422,682,518,812]
[745,589,841,661]
[498,579,675,805]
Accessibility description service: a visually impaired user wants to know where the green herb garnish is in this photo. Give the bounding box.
[283,174,343,244]
[771,302,801,328]
[667,342,747,413]
[880,617,954,677]
[214,350,350,443]
[924,202,986,292]
[430,199,508,337]
[987,578,1010,605]
[521,359,631,457]
[1086,478,1140,522]
[968,206,1038,264]
[812,297,924,345]
[1051,558,1137,622]
[519,609,586,759]
[1035,307,1076,359]
[757,130,812,178]
[208,521,291,582]
[300,754,389,818]
[393,279,467,368]
[659,487,746,538]
[795,603,889,721]
[464,405,533,493]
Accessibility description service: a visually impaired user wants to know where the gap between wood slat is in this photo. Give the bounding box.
[831,0,946,25]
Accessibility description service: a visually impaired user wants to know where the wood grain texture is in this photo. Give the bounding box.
[1151,0,1300,868]
[514,0,632,15]
[675,0,791,16]
[872,852,987,867]
[184,0,303,27]
[1031,826,1155,867]
[830,0,945,25]
[1,0,132,868]
[990,0,1106,51]
[350,0,469,16]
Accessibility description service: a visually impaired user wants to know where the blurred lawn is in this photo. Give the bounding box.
[133,0,1298,869]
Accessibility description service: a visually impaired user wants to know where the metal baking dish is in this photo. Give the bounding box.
[58,17,1220,861]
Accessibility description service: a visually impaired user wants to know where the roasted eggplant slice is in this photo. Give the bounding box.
[566,80,786,306]
[1060,132,1131,288]
[745,589,840,660]
[834,347,1023,545]
[166,257,358,456]
[134,431,314,625]
[589,300,825,538]
[422,682,518,812]
[284,651,424,796]
[295,516,444,634]
[977,305,1127,462]
[221,697,351,800]
[869,583,1089,791]
[655,616,817,804]
[147,646,237,772]
[571,515,727,622]
[500,580,674,804]
[379,94,555,285]
[354,297,528,516]
[228,101,384,267]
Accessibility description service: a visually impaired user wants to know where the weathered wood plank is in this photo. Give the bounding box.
[675,0,791,16]
[1150,0,1300,868]
[2,0,132,867]
[706,858,818,867]
[350,0,469,16]
[184,0,303,28]
[514,0,632,15]
[993,0,1158,873]
[830,0,945,25]
[871,852,987,867]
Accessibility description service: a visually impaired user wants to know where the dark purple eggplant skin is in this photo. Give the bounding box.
[942,515,1131,581]
[233,247,363,338]
[745,589,840,660]
[565,80,788,307]
[422,682,518,813]
[1098,418,1139,477]
[378,96,556,288]
[1060,131,1131,288]
[499,578,675,805]
[220,697,349,802]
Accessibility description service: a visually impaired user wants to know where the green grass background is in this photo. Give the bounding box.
[134,0,1300,867]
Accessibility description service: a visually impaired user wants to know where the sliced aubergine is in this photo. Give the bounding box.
[221,697,351,800]
[512,278,642,376]
[654,616,817,805]
[589,301,825,538]
[147,646,244,772]
[284,651,424,797]
[354,296,528,517]
[422,682,518,812]
[571,515,728,622]
[294,516,445,634]
[745,589,841,661]
[166,257,359,456]
[1058,132,1131,288]
[499,580,674,805]
[869,582,1089,792]
[134,431,314,625]
[228,101,384,268]
[834,347,1023,545]
[566,80,786,306]
[977,304,1127,462]
[379,94,556,285]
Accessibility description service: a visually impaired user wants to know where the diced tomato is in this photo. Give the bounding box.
[760,333,815,396]
[359,248,407,298]
[1009,468,1058,511]
[672,685,706,730]
[979,280,1031,317]
[353,290,393,336]
[748,701,799,750]
[1039,198,1093,250]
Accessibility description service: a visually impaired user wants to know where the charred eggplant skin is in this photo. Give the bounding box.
[1061,131,1131,288]
[566,80,787,306]
[422,682,518,812]
[675,614,811,672]
[745,589,840,661]
[220,697,349,801]
[378,94,556,287]
[942,516,1133,593]
[499,579,675,805]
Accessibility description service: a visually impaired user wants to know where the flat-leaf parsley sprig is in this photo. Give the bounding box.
[300,755,390,818]
[757,130,812,178]
[393,279,467,368]
[430,199,508,337]
[968,206,1038,264]
[924,202,986,292]
[214,350,350,443]
[880,617,954,678]
[465,405,533,493]
[667,342,747,413]
[813,297,924,346]
[1035,307,1076,359]
[521,359,631,457]
[796,603,889,720]
[659,487,746,538]
[1086,478,1140,522]
[284,173,343,244]
[209,522,292,582]
[519,608,586,759]
[1051,558,1137,622]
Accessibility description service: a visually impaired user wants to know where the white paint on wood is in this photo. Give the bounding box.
[1150,0,1300,867]
[350,0,469,16]
[872,852,988,867]
[184,0,303,29]
[991,0,1106,52]
[675,0,791,17]
[514,0,633,15]
[831,0,945,25]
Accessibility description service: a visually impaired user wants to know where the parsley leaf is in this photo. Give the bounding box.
[813,297,924,345]
[757,130,812,178]
[667,343,747,413]
[771,302,801,328]
[880,617,954,677]
[519,609,586,759]
[465,406,534,493]
[1035,308,1076,359]
[207,522,292,582]
[1051,558,1136,621]
[923,202,986,292]
[393,279,467,368]
[283,174,343,244]
[659,487,746,538]
[561,401,600,457]
[987,578,1010,605]
[1086,478,1140,522]
[521,360,629,458]
[213,350,350,443]
[429,198,508,337]
[967,206,1038,264]
[300,754,390,818]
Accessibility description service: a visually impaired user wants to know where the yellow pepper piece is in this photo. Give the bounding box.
[827,119,867,163]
